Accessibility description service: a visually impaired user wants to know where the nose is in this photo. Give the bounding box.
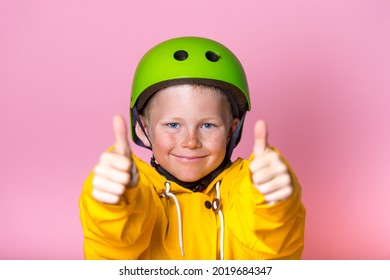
[181,128,201,149]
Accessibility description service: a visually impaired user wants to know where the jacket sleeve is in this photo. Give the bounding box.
[225,148,306,259]
[79,156,158,260]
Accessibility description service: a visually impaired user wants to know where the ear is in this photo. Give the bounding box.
[229,118,240,138]
[135,115,152,148]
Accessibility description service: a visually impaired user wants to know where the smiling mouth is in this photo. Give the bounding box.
[173,155,207,161]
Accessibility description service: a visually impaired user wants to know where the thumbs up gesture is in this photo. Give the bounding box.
[249,120,293,204]
[92,114,135,204]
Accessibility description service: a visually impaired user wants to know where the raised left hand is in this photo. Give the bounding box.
[249,120,293,204]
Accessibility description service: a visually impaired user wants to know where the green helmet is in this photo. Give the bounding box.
[130,36,250,148]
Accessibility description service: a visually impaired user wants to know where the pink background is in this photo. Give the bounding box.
[1,0,389,259]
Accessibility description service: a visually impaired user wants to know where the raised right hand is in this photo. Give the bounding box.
[92,114,134,204]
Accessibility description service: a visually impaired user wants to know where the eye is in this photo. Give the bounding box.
[167,123,180,129]
[201,123,215,129]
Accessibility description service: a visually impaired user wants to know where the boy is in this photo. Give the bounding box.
[79,36,305,259]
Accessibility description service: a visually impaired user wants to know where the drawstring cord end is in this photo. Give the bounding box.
[215,181,225,260]
[164,181,185,257]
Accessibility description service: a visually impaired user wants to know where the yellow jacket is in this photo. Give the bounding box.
[79,151,305,260]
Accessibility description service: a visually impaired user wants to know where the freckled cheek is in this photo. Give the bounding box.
[204,134,228,153]
[152,133,178,153]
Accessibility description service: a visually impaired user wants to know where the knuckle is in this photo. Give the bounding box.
[115,155,131,171]
[257,183,268,194]
[279,162,288,172]
[122,172,131,185]
[251,172,262,184]
[280,173,292,185]
[99,152,113,164]
[116,184,126,195]
[91,175,102,188]
[92,188,120,204]
[123,158,132,171]
[108,194,120,204]
[99,152,108,162]
[283,186,294,199]
[249,161,256,172]
[92,189,103,202]
[93,165,102,175]
[268,151,280,161]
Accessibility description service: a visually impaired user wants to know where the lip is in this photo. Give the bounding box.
[172,154,207,162]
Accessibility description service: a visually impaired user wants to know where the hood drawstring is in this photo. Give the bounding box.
[161,180,225,260]
[213,180,225,260]
[162,181,184,257]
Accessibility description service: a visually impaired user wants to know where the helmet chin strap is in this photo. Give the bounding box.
[149,112,247,192]
[131,107,153,150]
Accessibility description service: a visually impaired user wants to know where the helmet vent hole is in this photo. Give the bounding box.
[173,50,188,61]
[205,51,220,62]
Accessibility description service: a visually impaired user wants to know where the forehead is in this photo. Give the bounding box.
[144,84,232,114]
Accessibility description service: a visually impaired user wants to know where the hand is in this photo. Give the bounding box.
[92,114,134,204]
[249,120,293,204]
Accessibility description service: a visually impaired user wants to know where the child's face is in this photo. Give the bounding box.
[137,84,239,182]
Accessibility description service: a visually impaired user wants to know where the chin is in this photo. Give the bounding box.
[176,176,202,183]
[174,172,207,183]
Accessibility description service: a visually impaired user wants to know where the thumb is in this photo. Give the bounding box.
[253,120,269,158]
[112,114,131,157]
